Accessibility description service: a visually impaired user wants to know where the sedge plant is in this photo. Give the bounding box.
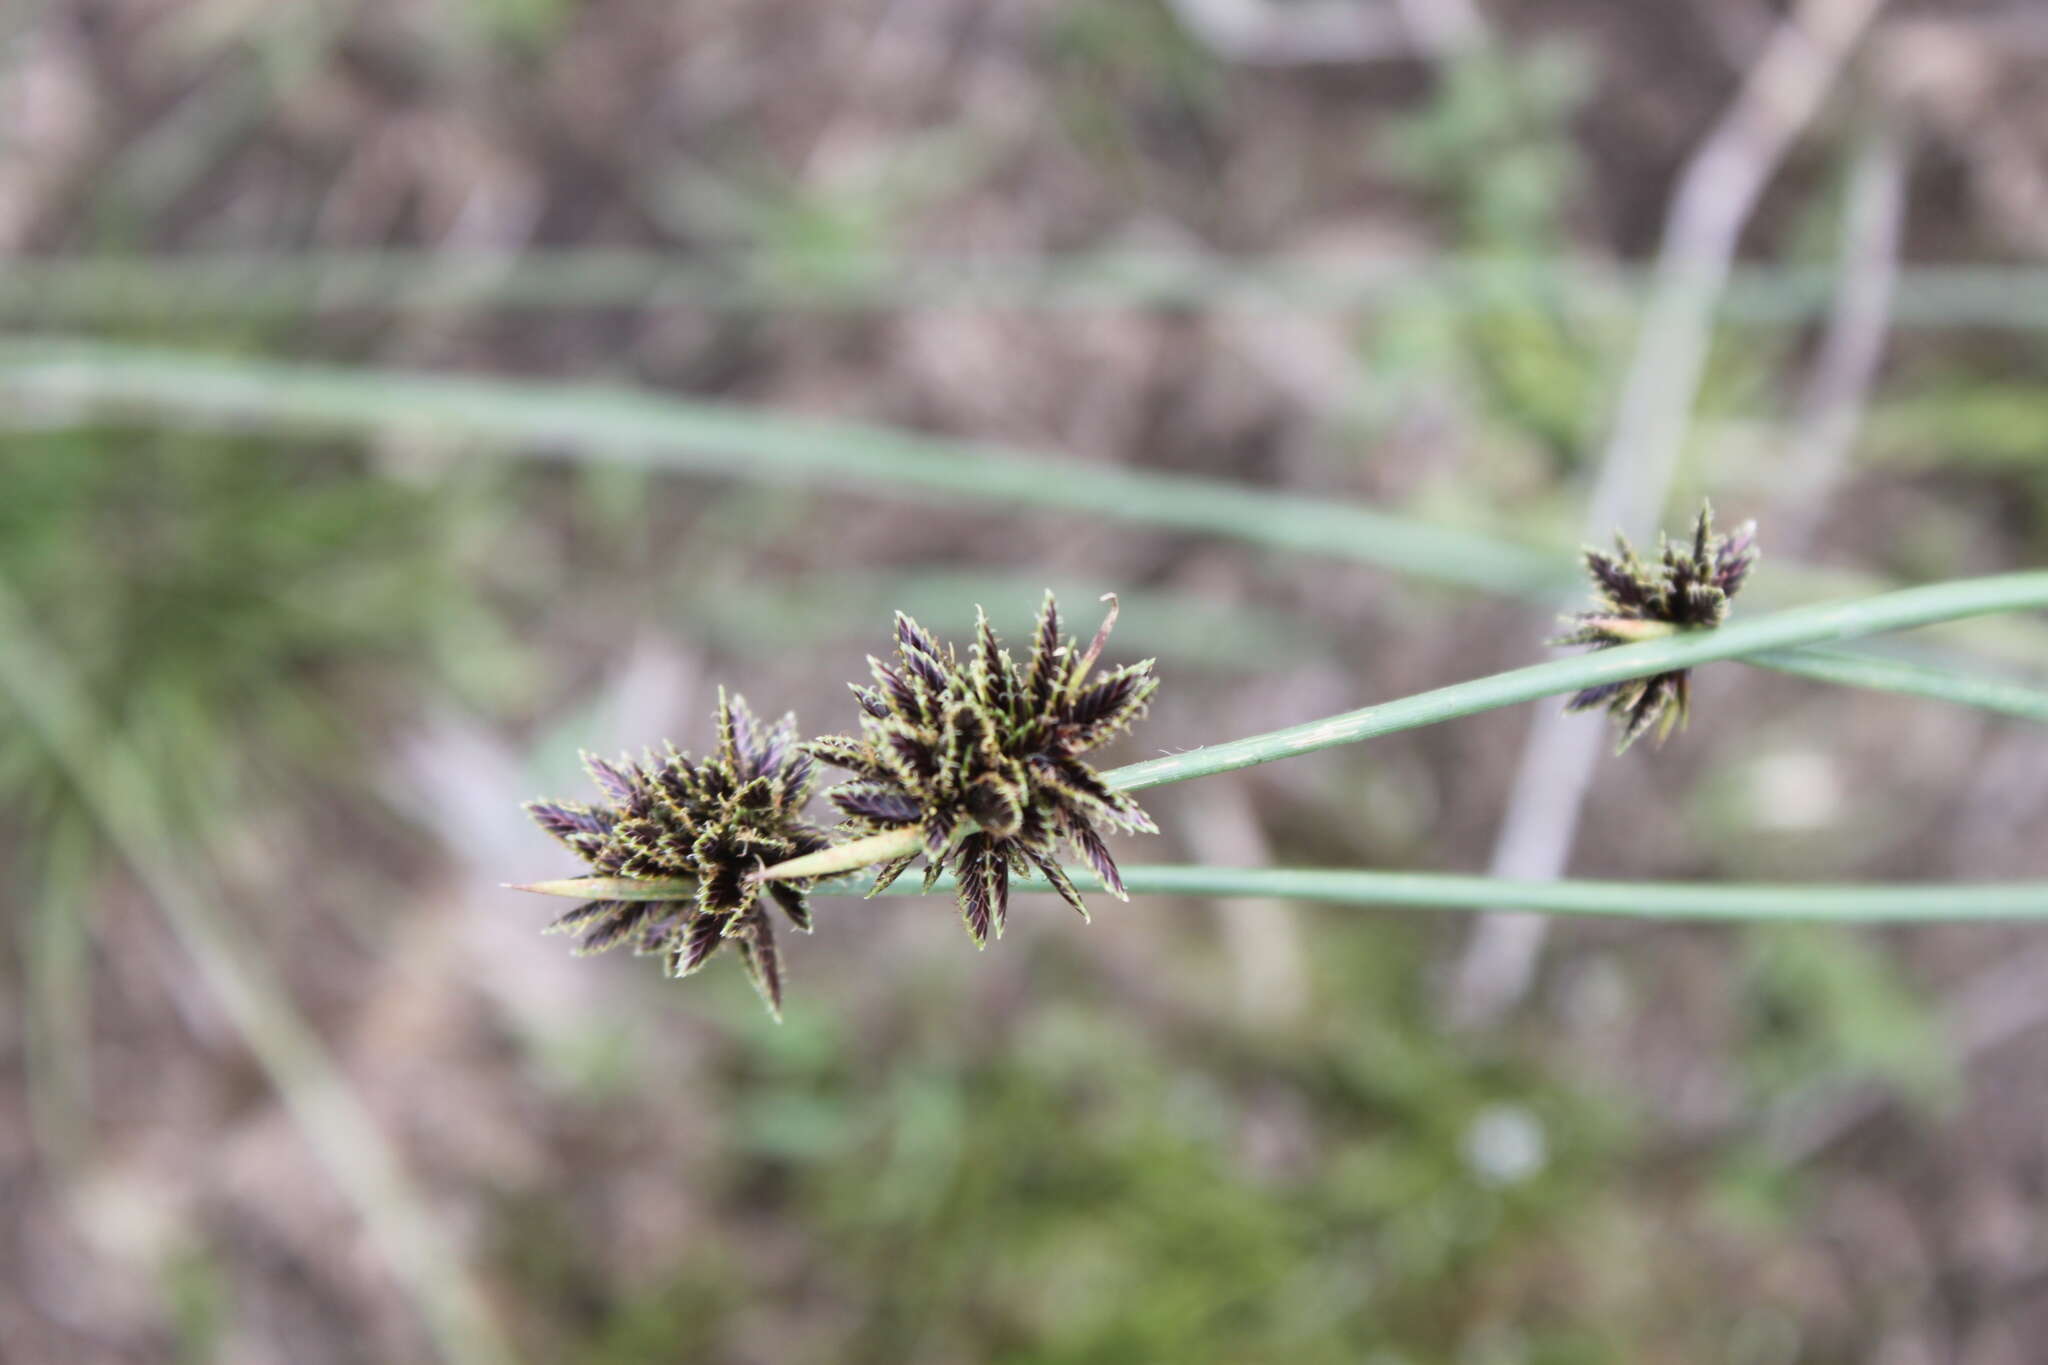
[515,511,2048,1017]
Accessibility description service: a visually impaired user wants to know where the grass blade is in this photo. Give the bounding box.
[12,250,2048,329]
[0,338,1573,598]
[0,577,516,1365]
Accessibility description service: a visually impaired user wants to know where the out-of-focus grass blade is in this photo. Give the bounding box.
[0,574,516,1365]
[12,251,2048,328]
[26,815,95,1170]
[0,337,1564,596]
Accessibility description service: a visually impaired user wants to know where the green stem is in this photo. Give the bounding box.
[1103,572,2048,791]
[945,866,2048,921]
[1747,646,2048,724]
[519,864,2048,921]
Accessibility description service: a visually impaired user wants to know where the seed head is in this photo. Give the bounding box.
[1555,503,1759,751]
[523,691,831,1018]
[806,592,1159,945]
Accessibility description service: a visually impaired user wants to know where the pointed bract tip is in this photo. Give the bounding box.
[510,879,584,897]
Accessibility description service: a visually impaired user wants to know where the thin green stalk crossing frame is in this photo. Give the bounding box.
[514,867,2048,922]
[878,867,2048,920]
[1085,868,2048,919]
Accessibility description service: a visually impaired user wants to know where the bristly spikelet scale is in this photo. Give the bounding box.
[522,690,831,1018]
[805,592,1158,947]
[1555,502,1759,752]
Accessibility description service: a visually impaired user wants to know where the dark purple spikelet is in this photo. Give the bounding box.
[1555,503,1759,752]
[523,690,831,1018]
[807,592,1158,946]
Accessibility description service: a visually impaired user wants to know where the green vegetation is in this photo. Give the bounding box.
[9,6,2048,1358]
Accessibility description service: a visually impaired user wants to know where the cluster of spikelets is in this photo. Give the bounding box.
[811,595,1159,945]
[523,508,1759,1018]
[525,692,834,1016]
[524,595,1157,1017]
[1554,503,1759,751]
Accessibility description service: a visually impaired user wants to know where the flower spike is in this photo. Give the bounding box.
[1555,502,1759,752]
[519,690,831,1018]
[803,592,1159,946]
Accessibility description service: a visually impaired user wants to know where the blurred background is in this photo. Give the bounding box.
[5,0,2048,1361]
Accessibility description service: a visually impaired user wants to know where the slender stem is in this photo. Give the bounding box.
[944,866,2048,922]
[1103,572,2048,791]
[1747,647,2048,724]
[522,863,2048,921]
